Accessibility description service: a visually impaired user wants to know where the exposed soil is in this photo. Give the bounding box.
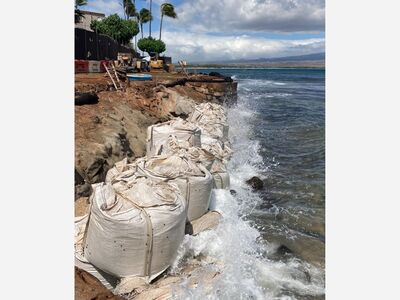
[75,267,123,300]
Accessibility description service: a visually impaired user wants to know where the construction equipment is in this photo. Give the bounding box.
[150,59,164,69]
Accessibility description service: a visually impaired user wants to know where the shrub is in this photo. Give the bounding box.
[90,14,139,45]
[138,37,166,56]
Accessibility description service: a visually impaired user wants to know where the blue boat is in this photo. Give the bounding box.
[127,73,153,81]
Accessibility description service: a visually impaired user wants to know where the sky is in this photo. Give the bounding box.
[84,0,325,62]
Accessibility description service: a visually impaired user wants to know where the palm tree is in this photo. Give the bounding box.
[122,0,136,20]
[149,0,153,37]
[138,8,152,39]
[75,0,88,24]
[159,3,177,40]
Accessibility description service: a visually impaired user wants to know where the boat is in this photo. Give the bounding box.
[127,73,153,81]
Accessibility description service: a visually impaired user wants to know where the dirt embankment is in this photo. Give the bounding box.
[75,73,237,200]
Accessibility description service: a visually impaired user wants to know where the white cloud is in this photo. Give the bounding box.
[174,0,325,33]
[85,0,122,16]
[162,31,325,62]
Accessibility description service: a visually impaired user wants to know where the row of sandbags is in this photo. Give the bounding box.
[75,102,232,286]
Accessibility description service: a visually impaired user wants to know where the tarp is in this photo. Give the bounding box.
[83,178,186,281]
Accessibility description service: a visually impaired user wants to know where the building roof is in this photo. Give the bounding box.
[79,10,105,17]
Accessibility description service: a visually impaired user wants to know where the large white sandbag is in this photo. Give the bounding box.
[135,154,213,221]
[83,178,187,281]
[161,135,230,189]
[161,135,215,171]
[210,160,230,189]
[74,215,118,290]
[201,137,233,163]
[188,103,229,141]
[146,118,201,157]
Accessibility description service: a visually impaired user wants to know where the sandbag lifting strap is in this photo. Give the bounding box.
[214,172,225,188]
[114,190,154,278]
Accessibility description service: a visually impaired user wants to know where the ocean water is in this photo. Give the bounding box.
[172,68,325,299]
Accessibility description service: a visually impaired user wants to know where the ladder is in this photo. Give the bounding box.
[103,62,123,91]
[178,60,189,78]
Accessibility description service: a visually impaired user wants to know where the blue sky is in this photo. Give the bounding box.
[84,0,325,62]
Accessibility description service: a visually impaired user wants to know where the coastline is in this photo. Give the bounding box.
[75,71,238,299]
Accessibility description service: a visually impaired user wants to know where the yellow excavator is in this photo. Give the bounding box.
[149,58,164,69]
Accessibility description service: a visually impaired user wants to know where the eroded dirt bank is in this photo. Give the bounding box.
[75,72,237,200]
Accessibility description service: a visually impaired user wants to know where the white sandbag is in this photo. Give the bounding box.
[136,154,213,221]
[201,136,233,162]
[75,215,118,290]
[161,135,215,171]
[146,118,201,157]
[161,135,230,189]
[211,162,230,189]
[212,172,230,189]
[83,179,187,281]
[105,158,128,183]
[188,103,229,141]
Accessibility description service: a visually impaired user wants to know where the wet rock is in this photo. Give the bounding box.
[245,176,264,190]
[230,189,237,196]
[75,267,123,300]
[276,245,293,256]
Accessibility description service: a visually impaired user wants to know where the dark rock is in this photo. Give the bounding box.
[75,169,85,185]
[208,72,233,82]
[85,158,109,184]
[263,203,273,210]
[170,111,189,119]
[75,92,99,106]
[209,71,224,77]
[75,183,92,199]
[93,116,101,124]
[230,189,237,196]
[245,176,264,190]
[276,245,293,256]
[118,133,134,158]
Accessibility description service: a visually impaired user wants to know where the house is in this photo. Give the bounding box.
[75,10,105,32]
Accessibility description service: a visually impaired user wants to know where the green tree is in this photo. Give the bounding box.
[159,3,177,40]
[75,0,88,24]
[138,8,152,39]
[138,37,166,56]
[90,14,139,45]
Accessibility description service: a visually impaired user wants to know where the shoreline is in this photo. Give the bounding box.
[75,71,238,299]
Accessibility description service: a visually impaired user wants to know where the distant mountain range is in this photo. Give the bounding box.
[189,52,325,68]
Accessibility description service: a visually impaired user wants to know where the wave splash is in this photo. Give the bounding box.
[170,86,325,299]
